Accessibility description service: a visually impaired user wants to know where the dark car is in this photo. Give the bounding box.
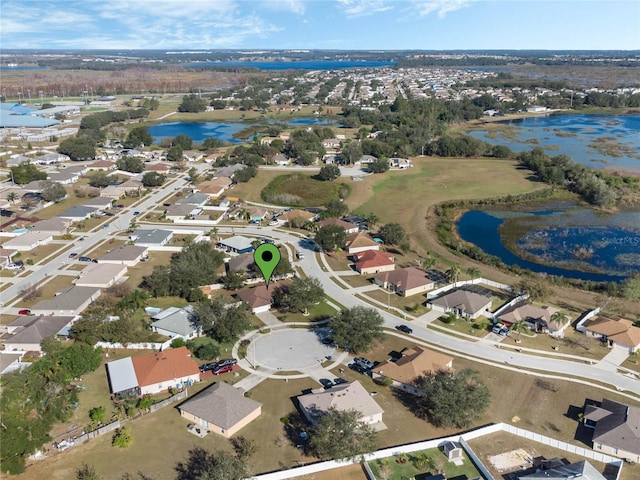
[395,324,413,334]
[354,357,374,370]
[78,256,92,262]
[348,363,367,374]
[68,252,78,258]
[199,362,217,373]
[216,358,237,367]
[211,364,234,376]
[133,211,140,216]
[333,377,348,385]
[319,378,334,388]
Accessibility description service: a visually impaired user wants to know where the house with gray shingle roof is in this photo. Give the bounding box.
[427,288,492,319]
[151,306,201,340]
[129,229,173,248]
[59,205,98,221]
[178,382,262,438]
[97,245,148,266]
[3,315,75,353]
[30,286,101,317]
[518,461,605,480]
[583,398,640,462]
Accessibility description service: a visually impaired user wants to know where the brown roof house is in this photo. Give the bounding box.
[373,347,453,396]
[100,179,143,199]
[31,217,71,235]
[498,302,569,337]
[583,398,640,462]
[427,287,492,320]
[280,209,317,225]
[375,267,436,297]
[297,380,385,430]
[0,247,17,268]
[585,317,640,353]
[235,283,281,314]
[317,218,359,235]
[178,382,262,438]
[344,232,380,254]
[2,231,53,251]
[353,250,395,275]
[106,346,200,399]
[196,177,233,199]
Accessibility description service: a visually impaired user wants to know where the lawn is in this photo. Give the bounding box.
[124,251,175,289]
[362,289,431,316]
[293,464,367,480]
[430,315,491,338]
[368,448,480,480]
[19,275,75,308]
[261,174,351,207]
[467,431,640,480]
[275,299,338,323]
[508,327,610,361]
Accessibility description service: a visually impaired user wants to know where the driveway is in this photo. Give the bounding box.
[597,346,630,372]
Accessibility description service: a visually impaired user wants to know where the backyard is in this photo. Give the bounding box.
[368,448,480,480]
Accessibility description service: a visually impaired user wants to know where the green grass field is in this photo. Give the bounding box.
[261,174,350,207]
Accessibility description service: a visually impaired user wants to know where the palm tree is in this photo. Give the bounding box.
[550,311,568,333]
[6,192,18,205]
[511,319,528,343]
[209,227,219,242]
[466,267,481,279]
[445,263,461,283]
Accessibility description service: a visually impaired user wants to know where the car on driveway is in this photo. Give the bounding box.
[395,324,413,334]
[18,309,31,315]
[354,357,374,369]
[268,220,279,226]
[216,358,237,367]
[199,362,217,373]
[348,363,370,375]
[5,263,22,270]
[319,378,334,388]
[211,364,234,376]
[333,377,348,385]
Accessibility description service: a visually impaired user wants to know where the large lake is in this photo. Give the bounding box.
[467,114,640,171]
[185,60,395,70]
[148,117,336,144]
[456,202,640,282]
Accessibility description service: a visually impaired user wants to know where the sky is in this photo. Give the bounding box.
[1,0,639,51]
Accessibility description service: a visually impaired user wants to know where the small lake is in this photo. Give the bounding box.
[456,202,640,282]
[185,60,395,70]
[148,117,336,144]
[467,114,640,172]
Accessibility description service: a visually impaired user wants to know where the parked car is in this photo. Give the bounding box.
[491,324,506,334]
[353,357,374,370]
[268,220,279,226]
[333,377,348,385]
[68,252,78,258]
[348,363,368,375]
[116,204,124,209]
[211,364,234,375]
[18,309,31,315]
[216,358,237,367]
[395,324,413,334]
[319,378,334,388]
[78,256,92,262]
[5,263,22,270]
[199,363,218,373]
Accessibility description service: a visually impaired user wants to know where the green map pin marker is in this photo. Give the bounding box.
[254,243,281,288]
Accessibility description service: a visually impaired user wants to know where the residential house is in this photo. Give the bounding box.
[226,253,256,278]
[499,302,569,337]
[270,153,289,166]
[195,177,233,199]
[47,170,81,185]
[165,204,202,221]
[584,317,640,353]
[183,150,204,162]
[344,232,380,254]
[518,461,606,480]
[97,245,148,266]
[100,179,143,199]
[3,315,75,353]
[0,353,26,376]
[374,267,436,297]
[247,206,269,223]
[372,347,453,396]
[389,157,412,169]
[145,163,171,173]
[353,250,395,275]
[129,229,173,248]
[81,196,113,210]
[297,380,385,429]
[321,138,341,149]
[30,286,101,317]
[214,164,246,179]
[583,398,640,462]
[236,283,280,314]
[106,346,200,398]
[178,382,262,438]
[175,193,210,207]
[279,209,317,225]
[217,235,254,254]
[31,217,71,235]
[317,218,359,235]
[6,154,33,167]
[58,205,98,222]
[88,159,116,171]
[358,154,378,165]
[0,247,17,268]
[2,231,53,251]
[428,287,492,319]
[151,306,201,340]
[73,263,128,288]
[34,152,68,165]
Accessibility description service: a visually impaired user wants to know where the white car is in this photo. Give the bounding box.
[268,220,279,226]
[4,263,22,270]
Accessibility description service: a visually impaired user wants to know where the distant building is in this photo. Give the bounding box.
[151,306,201,340]
[583,398,640,462]
[3,315,75,353]
[129,229,173,248]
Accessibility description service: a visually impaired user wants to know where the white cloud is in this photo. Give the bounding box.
[336,0,393,18]
[263,0,306,15]
[411,0,476,18]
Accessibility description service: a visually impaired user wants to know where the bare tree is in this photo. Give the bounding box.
[20,284,42,301]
